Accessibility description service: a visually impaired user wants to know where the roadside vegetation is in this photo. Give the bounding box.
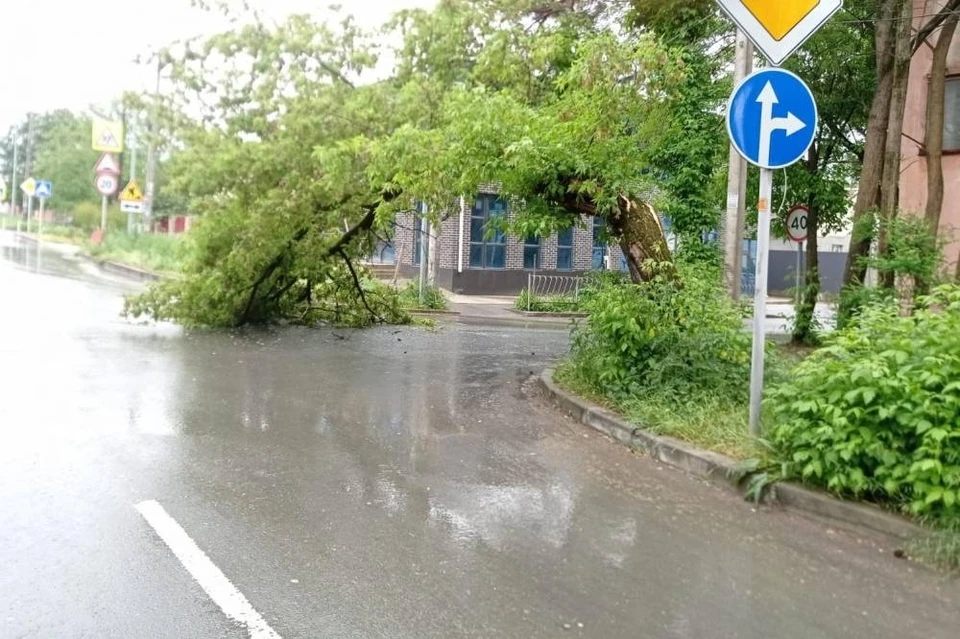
[555,259,774,459]
[555,219,959,568]
[515,271,627,314]
[398,283,449,312]
[87,232,185,275]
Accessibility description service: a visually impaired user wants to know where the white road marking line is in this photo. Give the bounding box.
[134,500,282,639]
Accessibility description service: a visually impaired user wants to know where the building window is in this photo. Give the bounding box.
[412,202,426,266]
[557,227,574,270]
[523,235,541,269]
[592,217,608,270]
[469,195,507,269]
[945,76,960,152]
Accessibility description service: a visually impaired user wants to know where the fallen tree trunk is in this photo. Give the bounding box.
[556,187,674,284]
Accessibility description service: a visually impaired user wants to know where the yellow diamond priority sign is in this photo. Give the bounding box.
[718,0,843,65]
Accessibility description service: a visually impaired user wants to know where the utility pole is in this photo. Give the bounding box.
[128,129,138,232]
[144,56,161,233]
[418,209,430,305]
[427,221,438,287]
[722,31,753,300]
[8,134,18,215]
[22,114,35,220]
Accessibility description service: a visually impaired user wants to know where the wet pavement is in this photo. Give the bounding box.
[1,231,958,639]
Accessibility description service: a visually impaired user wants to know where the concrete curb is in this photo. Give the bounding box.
[510,309,588,319]
[96,260,164,282]
[407,309,462,317]
[538,369,923,542]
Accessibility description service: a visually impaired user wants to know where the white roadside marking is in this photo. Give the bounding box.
[134,500,282,639]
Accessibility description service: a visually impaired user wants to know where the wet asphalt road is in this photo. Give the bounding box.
[0,232,958,639]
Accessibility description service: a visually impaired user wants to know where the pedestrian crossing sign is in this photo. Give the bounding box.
[92,117,124,153]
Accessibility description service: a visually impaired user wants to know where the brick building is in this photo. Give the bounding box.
[386,186,630,295]
[898,0,960,274]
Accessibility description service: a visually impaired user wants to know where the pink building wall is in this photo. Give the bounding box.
[899,0,960,274]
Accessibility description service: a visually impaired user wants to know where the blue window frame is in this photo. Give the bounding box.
[557,227,574,270]
[523,235,541,269]
[469,195,507,269]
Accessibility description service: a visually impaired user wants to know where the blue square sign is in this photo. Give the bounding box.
[35,181,53,199]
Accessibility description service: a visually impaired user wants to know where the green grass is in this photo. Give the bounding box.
[34,224,89,244]
[87,232,185,275]
[555,363,761,459]
[515,289,582,313]
[905,522,960,574]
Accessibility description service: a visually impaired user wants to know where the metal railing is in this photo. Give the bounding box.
[525,273,584,311]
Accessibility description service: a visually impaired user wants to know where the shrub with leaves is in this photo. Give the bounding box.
[566,263,754,402]
[765,285,960,520]
[399,283,449,311]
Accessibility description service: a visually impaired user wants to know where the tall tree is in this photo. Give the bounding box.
[923,12,959,232]
[31,111,101,212]
[841,0,960,322]
[783,4,874,344]
[128,1,684,327]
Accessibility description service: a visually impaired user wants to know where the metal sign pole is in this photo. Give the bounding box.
[795,241,803,306]
[26,195,33,235]
[749,168,773,436]
[9,141,17,215]
[38,197,45,237]
[101,195,108,231]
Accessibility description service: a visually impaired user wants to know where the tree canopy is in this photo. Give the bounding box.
[126,0,699,326]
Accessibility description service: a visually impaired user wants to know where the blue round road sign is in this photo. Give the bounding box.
[726,68,818,170]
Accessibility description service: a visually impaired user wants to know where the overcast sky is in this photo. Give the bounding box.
[1,0,435,133]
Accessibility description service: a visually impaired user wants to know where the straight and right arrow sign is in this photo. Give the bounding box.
[727,68,817,170]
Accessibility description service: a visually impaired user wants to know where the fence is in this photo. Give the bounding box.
[525,273,585,311]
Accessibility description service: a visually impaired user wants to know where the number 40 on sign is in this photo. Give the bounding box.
[786,205,809,243]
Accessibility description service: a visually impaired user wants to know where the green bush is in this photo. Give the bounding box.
[398,282,448,310]
[765,285,960,521]
[567,263,754,402]
[71,201,126,232]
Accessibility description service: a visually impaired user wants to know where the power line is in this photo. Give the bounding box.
[836,9,960,25]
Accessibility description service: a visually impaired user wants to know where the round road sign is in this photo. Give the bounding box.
[96,173,119,197]
[726,68,818,170]
[786,205,809,243]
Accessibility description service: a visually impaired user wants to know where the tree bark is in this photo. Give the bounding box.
[876,0,915,289]
[427,221,439,286]
[924,13,959,233]
[842,0,899,292]
[793,144,821,345]
[556,187,674,284]
[611,196,674,283]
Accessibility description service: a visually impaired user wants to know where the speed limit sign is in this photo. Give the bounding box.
[95,173,119,197]
[786,205,809,243]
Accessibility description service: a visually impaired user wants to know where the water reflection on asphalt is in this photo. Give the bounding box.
[0,232,957,639]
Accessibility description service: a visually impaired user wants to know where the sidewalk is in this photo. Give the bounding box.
[446,292,577,328]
